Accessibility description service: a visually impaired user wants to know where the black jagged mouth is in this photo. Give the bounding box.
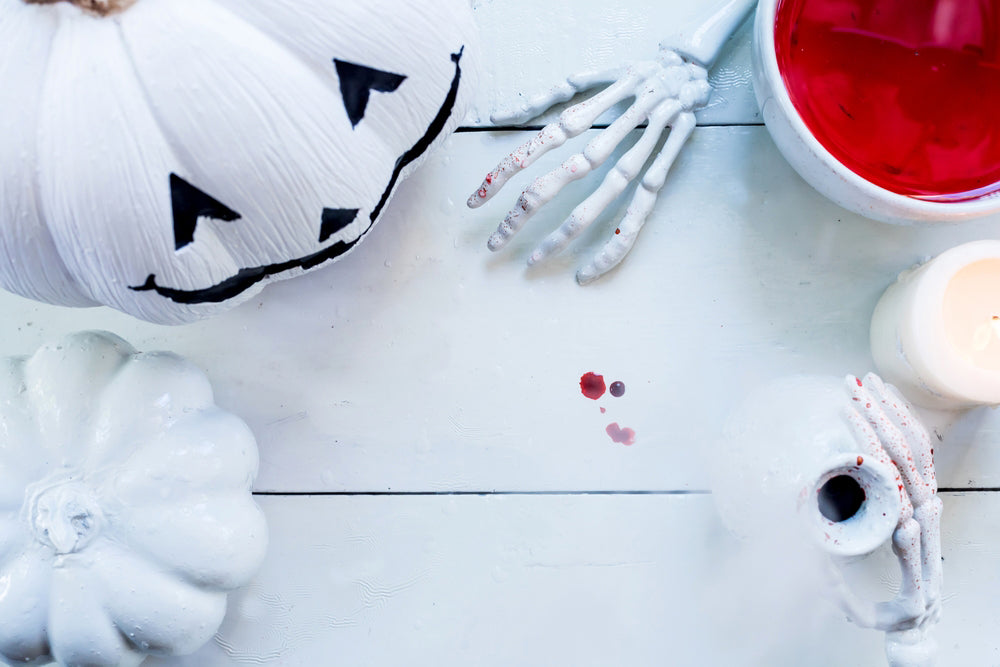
[131,46,465,306]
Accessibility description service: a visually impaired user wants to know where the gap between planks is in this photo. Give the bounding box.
[252,489,996,497]
[455,121,765,133]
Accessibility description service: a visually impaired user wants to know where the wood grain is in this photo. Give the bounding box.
[3,128,1000,492]
[143,493,1000,666]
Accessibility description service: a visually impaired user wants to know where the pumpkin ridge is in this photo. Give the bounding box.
[22,333,133,457]
[88,540,228,654]
[115,0,335,277]
[0,3,97,307]
[112,15,243,294]
[0,547,52,663]
[82,352,217,470]
[104,494,267,590]
[35,16,215,323]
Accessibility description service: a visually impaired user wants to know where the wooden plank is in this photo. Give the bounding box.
[3,128,1000,492]
[466,0,759,128]
[144,492,1000,666]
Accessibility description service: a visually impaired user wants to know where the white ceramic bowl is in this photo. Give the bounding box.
[751,0,1000,224]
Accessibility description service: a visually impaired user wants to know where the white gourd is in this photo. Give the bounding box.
[0,0,479,324]
[0,331,267,666]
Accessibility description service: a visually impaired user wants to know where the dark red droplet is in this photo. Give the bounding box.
[609,381,625,397]
[775,0,1000,199]
[606,423,636,446]
[580,372,606,400]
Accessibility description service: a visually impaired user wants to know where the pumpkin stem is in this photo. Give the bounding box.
[23,0,137,16]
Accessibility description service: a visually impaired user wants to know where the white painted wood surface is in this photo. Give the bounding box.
[3,0,1000,663]
[143,493,1000,666]
[5,126,1000,493]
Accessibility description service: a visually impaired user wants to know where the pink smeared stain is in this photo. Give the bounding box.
[600,407,606,414]
[580,372,606,400]
[606,423,636,446]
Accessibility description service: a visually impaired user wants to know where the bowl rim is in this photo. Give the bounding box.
[754,0,1000,219]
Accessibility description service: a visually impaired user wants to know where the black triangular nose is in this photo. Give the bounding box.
[170,173,241,251]
[333,59,407,128]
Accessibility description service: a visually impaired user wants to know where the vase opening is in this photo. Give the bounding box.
[817,474,866,523]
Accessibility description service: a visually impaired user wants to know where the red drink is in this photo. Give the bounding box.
[774,0,1000,200]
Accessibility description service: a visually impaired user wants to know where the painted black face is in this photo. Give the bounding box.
[131,47,465,305]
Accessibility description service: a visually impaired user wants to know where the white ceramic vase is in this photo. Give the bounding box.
[712,374,902,557]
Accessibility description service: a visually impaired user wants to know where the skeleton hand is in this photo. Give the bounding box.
[467,49,711,284]
[838,373,943,665]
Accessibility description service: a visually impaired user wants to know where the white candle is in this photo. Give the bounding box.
[871,240,1000,408]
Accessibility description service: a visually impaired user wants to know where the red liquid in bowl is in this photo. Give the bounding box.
[774,0,1000,200]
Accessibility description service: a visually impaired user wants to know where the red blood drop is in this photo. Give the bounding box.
[775,0,1000,199]
[580,372,606,400]
[606,423,636,446]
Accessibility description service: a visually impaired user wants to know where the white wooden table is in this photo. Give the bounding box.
[5,1,1000,664]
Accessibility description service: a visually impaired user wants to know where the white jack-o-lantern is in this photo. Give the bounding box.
[0,0,478,324]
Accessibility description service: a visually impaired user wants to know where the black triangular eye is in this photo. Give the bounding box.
[319,207,360,243]
[170,173,241,251]
[333,59,407,128]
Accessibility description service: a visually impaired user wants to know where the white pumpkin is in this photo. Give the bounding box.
[0,0,478,324]
[0,331,267,666]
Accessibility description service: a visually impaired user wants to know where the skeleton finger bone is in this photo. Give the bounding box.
[490,66,627,126]
[470,52,712,281]
[834,409,927,633]
[527,99,682,265]
[468,69,648,209]
[487,82,669,252]
[826,554,923,634]
[840,374,943,664]
[883,516,926,630]
[842,403,914,519]
[915,499,944,611]
[840,515,926,633]
[861,374,943,610]
[865,373,937,490]
[577,111,696,284]
[850,376,933,508]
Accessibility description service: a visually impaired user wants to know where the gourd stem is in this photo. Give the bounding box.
[22,0,137,16]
